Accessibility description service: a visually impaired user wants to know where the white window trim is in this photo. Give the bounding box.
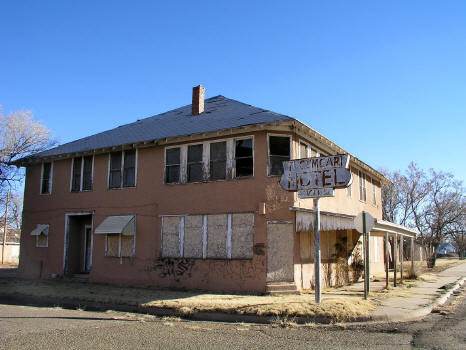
[70,156,95,192]
[164,136,255,184]
[36,232,49,248]
[267,133,292,177]
[359,170,367,202]
[298,140,312,159]
[107,150,138,189]
[40,161,53,195]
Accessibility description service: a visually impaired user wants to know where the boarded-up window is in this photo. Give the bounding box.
[162,216,181,257]
[184,215,203,258]
[268,136,290,176]
[121,235,134,257]
[187,144,203,182]
[106,235,120,257]
[36,233,48,247]
[300,231,311,259]
[210,142,226,180]
[299,142,310,158]
[231,213,254,259]
[207,214,228,258]
[165,147,181,183]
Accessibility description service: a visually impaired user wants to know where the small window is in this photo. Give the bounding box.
[372,178,377,205]
[235,138,253,177]
[71,158,82,192]
[359,171,367,202]
[210,141,226,180]
[82,156,93,191]
[187,144,203,182]
[105,234,134,257]
[123,150,136,187]
[72,156,93,192]
[41,162,52,194]
[299,142,310,159]
[268,136,290,176]
[109,151,136,189]
[165,147,181,183]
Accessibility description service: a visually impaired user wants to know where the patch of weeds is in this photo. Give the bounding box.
[178,306,195,317]
[270,314,299,328]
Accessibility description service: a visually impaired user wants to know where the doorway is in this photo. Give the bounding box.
[266,222,294,282]
[64,214,93,275]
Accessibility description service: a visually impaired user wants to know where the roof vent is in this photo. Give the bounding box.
[192,85,205,115]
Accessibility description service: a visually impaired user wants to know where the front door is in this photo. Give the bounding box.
[266,222,294,282]
[83,225,93,273]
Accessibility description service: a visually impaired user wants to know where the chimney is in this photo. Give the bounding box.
[192,85,205,115]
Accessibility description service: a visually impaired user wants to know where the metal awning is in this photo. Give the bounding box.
[30,224,49,236]
[291,207,418,238]
[94,215,135,236]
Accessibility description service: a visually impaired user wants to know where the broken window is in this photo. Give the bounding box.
[123,150,136,187]
[109,151,136,188]
[210,141,226,180]
[41,162,52,194]
[359,171,367,202]
[268,136,290,176]
[187,144,203,182]
[165,147,181,183]
[71,157,82,192]
[235,138,253,177]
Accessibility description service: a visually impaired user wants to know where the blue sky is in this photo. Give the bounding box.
[1,1,465,181]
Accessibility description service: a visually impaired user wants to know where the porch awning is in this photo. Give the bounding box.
[94,215,135,236]
[30,224,49,236]
[372,219,418,238]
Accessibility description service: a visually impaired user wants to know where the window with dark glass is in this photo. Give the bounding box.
[109,152,122,189]
[41,162,52,194]
[235,138,253,177]
[187,144,203,182]
[123,150,136,187]
[165,148,180,183]
[210,141,226,180]
[71,158,82,192]
[268,136,290,176]
[82,156,93,190]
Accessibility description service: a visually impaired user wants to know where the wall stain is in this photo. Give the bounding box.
[144,258,195,282]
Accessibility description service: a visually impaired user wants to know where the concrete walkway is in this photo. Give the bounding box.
[369,262,466,322]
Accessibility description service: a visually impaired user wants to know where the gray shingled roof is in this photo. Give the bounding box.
[33,95,293,159]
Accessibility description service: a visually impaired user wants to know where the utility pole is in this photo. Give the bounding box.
[2,189,10,265]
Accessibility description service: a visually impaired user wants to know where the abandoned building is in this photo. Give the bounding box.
[15,85,418,293]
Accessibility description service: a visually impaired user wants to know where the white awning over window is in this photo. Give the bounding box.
[295,211,354,232]
[30,224,49,236]
[94,215,135,236]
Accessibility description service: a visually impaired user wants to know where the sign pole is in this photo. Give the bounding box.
[363,211,370,300]
[314,197,321,304]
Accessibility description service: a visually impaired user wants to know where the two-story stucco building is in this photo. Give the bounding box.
[16,86,416,294]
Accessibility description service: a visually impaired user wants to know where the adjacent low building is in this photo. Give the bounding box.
[15,86,416,293]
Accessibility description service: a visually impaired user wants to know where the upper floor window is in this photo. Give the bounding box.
[41,162,52,194]
[165,147,181,184]
[71,156,93,192]
[235,139,253,177]
[109,150,136,189]
[268,135,290,176]
[299,141,311,158]
[359,170,367,202]
[187,144,203,183]
[210,141,227,180]
[372,178,377,205]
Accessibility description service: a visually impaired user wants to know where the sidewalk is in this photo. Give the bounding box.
[1,261,465,324]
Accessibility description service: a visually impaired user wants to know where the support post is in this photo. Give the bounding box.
[2,189,10,265]
[410,236,415,277]
[400,235,404,282]
[363,211,370,300]
[393,235,398,287]
[314,198,321,304]
[385,232,389,289]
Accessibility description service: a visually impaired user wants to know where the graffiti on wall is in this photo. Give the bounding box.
[144,258,195,281]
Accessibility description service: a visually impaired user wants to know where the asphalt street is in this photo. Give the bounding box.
[0,287,465,350]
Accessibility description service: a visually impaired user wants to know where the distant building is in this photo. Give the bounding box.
[14,86,416,293]
[0,224,20,264]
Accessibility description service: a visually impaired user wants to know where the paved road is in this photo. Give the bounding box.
[1,287,465,350]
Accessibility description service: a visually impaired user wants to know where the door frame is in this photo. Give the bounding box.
[63,212,93,275]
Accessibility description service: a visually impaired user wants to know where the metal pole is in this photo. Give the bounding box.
[393,235,397,287]
[363,211,370,299]
[314,197,321,304]
[385,232,389,289]
[2,189,10,265]
[410,236,415,277]
[400,236,404,282]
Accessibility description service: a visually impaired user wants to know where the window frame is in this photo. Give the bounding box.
[70,156,94,192]
[165,146,182,184]
[267,134,292,177]
[40,162,53,195]
[105,233,136,258]
[187,143,204,183]
[359,170,367,202]
[209,141,227,181]
[233,136,254,179]
[107,150,137,189]
[298,140,311,159]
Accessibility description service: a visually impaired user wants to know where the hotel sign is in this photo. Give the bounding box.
[280,154,352,192]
